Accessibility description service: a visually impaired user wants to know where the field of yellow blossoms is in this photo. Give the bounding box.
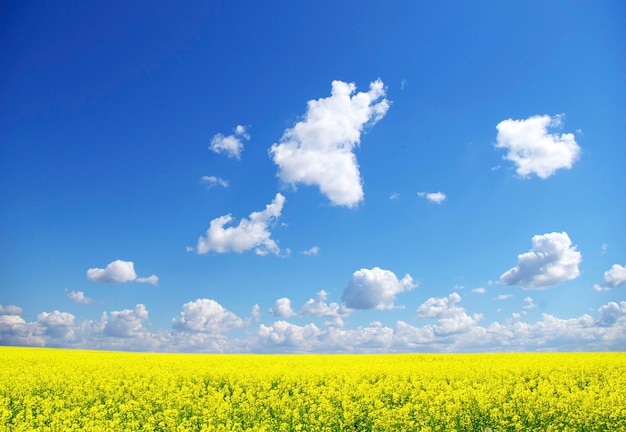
[0,347,624,431]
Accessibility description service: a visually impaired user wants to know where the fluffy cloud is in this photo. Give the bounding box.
[172,299,243,334]
[417,191,446,204]
[197,193,285,255]
[594,264,626,291]
[522,297,536,311]
[65,290,94,304]
[209,125,249,159]
[269,298,296,318]
[104,304,150,338]
[0,305,23,315]
[87,260,158,285]
[416,293,481,336]
[300,290,349,319]
[341,267,416,310]
[301,246,320,256]
[0,314,44,346]
[37,311,76,339]
[496,114,581,179]
[499,232,582,290]
[201,176,229,188]
[269,79,390,207]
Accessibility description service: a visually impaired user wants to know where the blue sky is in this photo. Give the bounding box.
[1,1,625,353]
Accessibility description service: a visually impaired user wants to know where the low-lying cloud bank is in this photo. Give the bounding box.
[1,296,624,353]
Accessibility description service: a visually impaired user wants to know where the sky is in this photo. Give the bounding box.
[1,1,625,353]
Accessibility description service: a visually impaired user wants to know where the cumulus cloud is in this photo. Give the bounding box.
[104,304,149,338]
[301,290,349,319]
[499,232,582,290]
[87,260,158,285]
[0,305,23,315]
[301,246,320,256]
[172,299,243,334]
[472,288,486,294]
[416,293,482,336]
[522,297,536,311]
[269,298,296,318]
[209,125,249,159]
[65,290,94,304]
[594,264,626,291]
[496,114,581,179]
[341,267,416,310]
[417,191,446,204]
[37,311,76,339]
[201,176,229,188]
[196,193,285,255]
[269,79,390,207]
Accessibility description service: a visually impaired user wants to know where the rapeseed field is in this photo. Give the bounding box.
[0,347,624,431]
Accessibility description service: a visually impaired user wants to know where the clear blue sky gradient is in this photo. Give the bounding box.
[1,1,625,352]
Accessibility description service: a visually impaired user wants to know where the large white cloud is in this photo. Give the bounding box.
[86,260,158,285]
[416,293,481,336]
[499,232,582,290]
[37,311,76,339]
[269,298,296,318]
[172,299,243,334]
[209,125,249,159]
[196,193,285,255]
[594,264,626,291]
[341,267,416,310]
[104,304,150,338]
[496,114,581,179]
[269,79,390,207]
[0,305,23,315]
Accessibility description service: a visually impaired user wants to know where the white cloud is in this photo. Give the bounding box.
[471,287,486,294]
[496,114,581,179]
[389,192,400,200]
[416,293,481,336]
[37,311,76,339]
[209,125,249,159]
[197,193,285,255]
[201,176,229,188]
[269,79,390,207]
[0,305,23,315]
[417,191,446,204]
[300,290,349,319]
[251,304,261,322]
[522,297,536,311]
[269,298,296,318]
[0,314,44,347]
[341,267,416,310]
[104,304,150,338]
[499,232,582,290]
[65,290,94,304]
[496,294,513,300]
[136,275,159,286]
[594,264,626,291]
[172,299,243,334]
[301,246,320,256]
[87,260,158,285]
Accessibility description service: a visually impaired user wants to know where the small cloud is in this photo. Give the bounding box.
[471,287,486,294]
[341,267,416,310]
[301,290,349,318]
[400,79,407,90]
[270,298,296,318]
[0,305,23,315]
[301,246,320,256]
[522,297,536,311]
[594,264,626,292]
[417,191,446,204]
[209,125,249,159]
[389,192,400,201]
[200,176,229,188]
[496,294,513,300]
[601,244,608,254]
[196,193,285,256]
[136,275,159,286]
[251,304,261,322]
[172,299,243,334]
[65,290,94,304]
[86,260,158,285]
[499,232,581,290]
[495,114,581,179]
[269,79,390,208]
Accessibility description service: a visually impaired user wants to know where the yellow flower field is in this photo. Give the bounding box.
[0,347,624,431]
